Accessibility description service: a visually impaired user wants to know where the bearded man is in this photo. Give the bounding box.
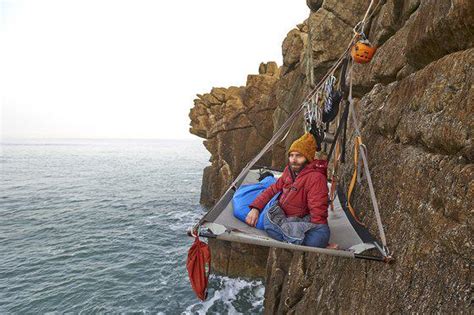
[245,133,330,248]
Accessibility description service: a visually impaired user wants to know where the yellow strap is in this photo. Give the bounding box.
[347,136,365,225]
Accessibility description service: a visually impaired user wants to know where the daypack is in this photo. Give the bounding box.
[232,175,281,229]
[186,236,211,301]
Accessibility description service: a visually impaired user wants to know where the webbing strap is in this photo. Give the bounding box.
[329,140,341,211]
[347,59,388,248]
[327,98,350,162]
[357,144,367,184]
[347,136,365,225]
[349,105,388,247]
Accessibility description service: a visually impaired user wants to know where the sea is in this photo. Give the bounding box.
[0,139,265,314]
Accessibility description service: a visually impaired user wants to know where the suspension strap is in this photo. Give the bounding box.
[327,98,350,162]
[329,140,340,211]
[347,136,365,225]
[347,58,388,250]
[348,102,388,248]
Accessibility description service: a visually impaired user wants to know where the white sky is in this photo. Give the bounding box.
[0,0,309,140]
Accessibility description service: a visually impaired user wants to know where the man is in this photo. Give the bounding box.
[245,132,330,248]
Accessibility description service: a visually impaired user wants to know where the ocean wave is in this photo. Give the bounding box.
[183,275,265,315]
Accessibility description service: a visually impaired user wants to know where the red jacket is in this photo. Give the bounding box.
[250,159,329,224]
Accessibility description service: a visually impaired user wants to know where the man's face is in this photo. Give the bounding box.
[288,151,307,172]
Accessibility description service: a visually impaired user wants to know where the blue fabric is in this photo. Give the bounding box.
[263,209,330,247]
[258,192,280,229]
[302,224,330,247]
[232,176,280,230]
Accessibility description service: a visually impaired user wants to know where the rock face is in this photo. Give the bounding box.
[264,48,473,314]
[189,63,280,277]
[207,239,270,278]
[189,62,280,208]
[189,0,473,312]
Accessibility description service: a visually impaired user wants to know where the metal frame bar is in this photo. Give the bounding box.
[187,229,393,263]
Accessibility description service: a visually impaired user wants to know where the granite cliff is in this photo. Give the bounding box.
[189,0,473,312]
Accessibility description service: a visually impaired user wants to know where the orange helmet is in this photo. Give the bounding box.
[351,40,376,64]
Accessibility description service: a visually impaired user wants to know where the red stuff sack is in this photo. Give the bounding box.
[186,236,211,300]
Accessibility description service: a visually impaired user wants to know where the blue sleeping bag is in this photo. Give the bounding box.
[232,175,281,230]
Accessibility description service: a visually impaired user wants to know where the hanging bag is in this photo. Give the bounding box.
[186,234,211,301]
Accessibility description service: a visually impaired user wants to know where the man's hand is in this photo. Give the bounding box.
[245,208,259,227]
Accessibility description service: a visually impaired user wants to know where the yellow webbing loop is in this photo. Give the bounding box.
[347,136,365,225]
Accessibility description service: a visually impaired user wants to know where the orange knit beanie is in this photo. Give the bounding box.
[288,132,316,162]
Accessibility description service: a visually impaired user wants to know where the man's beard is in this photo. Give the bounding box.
[290,161,307,173]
